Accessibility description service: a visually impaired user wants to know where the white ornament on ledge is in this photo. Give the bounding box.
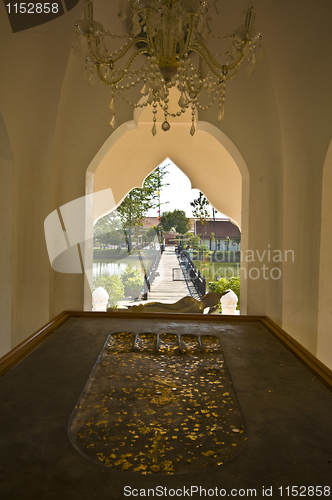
[92,286,109,312]
[221,290,238,315]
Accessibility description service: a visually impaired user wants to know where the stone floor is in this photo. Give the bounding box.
[1,316,332,499]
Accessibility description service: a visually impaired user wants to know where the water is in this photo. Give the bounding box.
[194,261,240,281]
[93,261,128,278]
[93,251,157,278]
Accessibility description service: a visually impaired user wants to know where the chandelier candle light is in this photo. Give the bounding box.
[72,0,262,135]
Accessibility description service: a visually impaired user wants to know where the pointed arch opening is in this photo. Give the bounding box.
[84,118,249,313]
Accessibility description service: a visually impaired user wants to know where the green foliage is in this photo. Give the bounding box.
[209,276,240,309]
[125,276,144,296]
[116,166,168,251]
[92,275,124,308]
[94,212,124,248]
[160,209,190,234]
[121,266,144,296]
[144,225,159,245]
[190,191,210,223]
[185,233,199,250]
[227,277,240,302]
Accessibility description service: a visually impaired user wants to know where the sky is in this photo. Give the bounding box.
[147,158,227,219]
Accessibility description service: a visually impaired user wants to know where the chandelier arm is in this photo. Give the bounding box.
[225,51,246,72]
[191,43,225,71]
[97,65,115,86]
[112,37,150,63]
[224,65,242,80]
[96,48,150,85]
[192,42,246,74]
[104,32,131,40]
[88,36,149,65]
[190,46,223,79]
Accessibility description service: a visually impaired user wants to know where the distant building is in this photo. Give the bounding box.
[195,219,241,251]
[143,217,240,249]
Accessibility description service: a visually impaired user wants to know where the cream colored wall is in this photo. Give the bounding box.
[0,113,14,357]
[93,126,242,225]
[317,140,332,368]
[261,0,332,358]
[0,4,84,355]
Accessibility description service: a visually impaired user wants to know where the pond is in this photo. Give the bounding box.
[93,251,158,279]
[194,260,240,281]
[93,260,128,278]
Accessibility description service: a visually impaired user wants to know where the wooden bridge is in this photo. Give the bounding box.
[144,247,190,303]
[119,247,191,307]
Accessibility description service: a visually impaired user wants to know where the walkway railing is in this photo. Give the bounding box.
[142,246,164,300]
[175,246,206,298]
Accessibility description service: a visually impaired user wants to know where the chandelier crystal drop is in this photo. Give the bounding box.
[72,0,263,135]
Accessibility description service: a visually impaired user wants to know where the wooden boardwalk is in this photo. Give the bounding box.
[146,247,190,303]
[119,247,190,307]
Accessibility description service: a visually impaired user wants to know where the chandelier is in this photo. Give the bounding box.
[72,0,262,135]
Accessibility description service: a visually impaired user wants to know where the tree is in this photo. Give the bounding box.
[190,191,210,223]
[116,166,168,252]
[160,209,190,234]
[187,234,200,250]
[143,226,159,248]
[93,212,123,248]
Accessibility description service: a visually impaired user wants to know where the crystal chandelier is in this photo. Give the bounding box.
[72,0,262,135]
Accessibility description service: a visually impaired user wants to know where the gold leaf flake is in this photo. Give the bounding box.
[114,459,126,465]
[133,464,148,471]
[202,450,214,456]
[186,434,198,440]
